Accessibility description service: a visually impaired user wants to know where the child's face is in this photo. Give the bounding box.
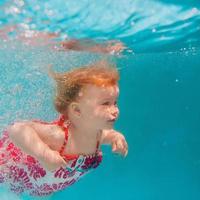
[77,84,119,130]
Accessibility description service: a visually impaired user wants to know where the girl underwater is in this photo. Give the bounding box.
[0,61,128,196]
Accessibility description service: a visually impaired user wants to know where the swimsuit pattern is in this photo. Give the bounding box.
[0,116,103,196]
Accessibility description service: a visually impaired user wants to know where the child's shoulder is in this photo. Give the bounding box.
[27,120,65,149]
[28,120,63,136]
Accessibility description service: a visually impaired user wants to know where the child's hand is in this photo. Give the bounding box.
[39,148,67,171]
[111,133,128,157]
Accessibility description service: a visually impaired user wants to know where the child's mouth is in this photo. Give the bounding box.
[107,119,116,122]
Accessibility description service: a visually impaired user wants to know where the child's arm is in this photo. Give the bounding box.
[101,129,128,157]
[8,122,67,171]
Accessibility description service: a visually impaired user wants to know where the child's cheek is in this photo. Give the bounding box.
[94,107,107,118]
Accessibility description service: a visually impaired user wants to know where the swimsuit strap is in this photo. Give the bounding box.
[96,140,100,152]
[57,115,100,159]
[32,117,78,160]
[56,115,66,127]
[56,115,69,156]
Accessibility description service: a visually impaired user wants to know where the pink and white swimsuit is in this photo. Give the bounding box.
[0,116,103,196]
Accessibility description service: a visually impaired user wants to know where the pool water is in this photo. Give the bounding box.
[0,1,200,200]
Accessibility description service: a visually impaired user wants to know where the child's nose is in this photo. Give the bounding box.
[111,106,119,118]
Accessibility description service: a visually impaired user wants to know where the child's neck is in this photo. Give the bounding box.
[68,123,102,152]
[69,123,101,142]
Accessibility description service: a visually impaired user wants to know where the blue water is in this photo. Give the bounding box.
[0,1,200,200]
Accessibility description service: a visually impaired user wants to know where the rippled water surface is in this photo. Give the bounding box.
[0,0,200,52]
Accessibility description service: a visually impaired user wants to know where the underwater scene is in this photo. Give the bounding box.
[0,0,200,200]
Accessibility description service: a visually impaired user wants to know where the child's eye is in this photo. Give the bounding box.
[102,101,117,106]
[102,102,110,106]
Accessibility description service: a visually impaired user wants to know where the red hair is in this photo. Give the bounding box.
[50,60,119,114]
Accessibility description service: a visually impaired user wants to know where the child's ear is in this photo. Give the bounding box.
[70,102,81,117]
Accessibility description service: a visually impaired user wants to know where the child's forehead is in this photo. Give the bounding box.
[79,84,119,99]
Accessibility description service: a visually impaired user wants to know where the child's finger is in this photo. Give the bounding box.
[124,140,128,148]
[112,142,117,151]
[62,159,67,166]
[116,142,125,156]
[121,143,127,156]
[61,157,67,164]
[116,140,123,149]
[122,142,128,154]
[124,150,128,157]
[122,141,128,150]
[59,156,67,168]
[121,138,128,147]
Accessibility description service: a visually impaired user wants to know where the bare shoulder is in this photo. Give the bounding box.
[24,121,64,149]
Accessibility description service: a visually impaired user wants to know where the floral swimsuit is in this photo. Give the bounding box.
[0,115,103,196]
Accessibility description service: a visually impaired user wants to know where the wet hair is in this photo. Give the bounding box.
[49,60,120,114]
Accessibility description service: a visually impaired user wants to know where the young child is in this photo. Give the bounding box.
[0,61,128,196]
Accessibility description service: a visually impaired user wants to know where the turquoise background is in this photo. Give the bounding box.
[0,0,200,200]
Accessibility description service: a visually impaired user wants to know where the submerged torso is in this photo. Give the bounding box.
[0,116,103,196]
